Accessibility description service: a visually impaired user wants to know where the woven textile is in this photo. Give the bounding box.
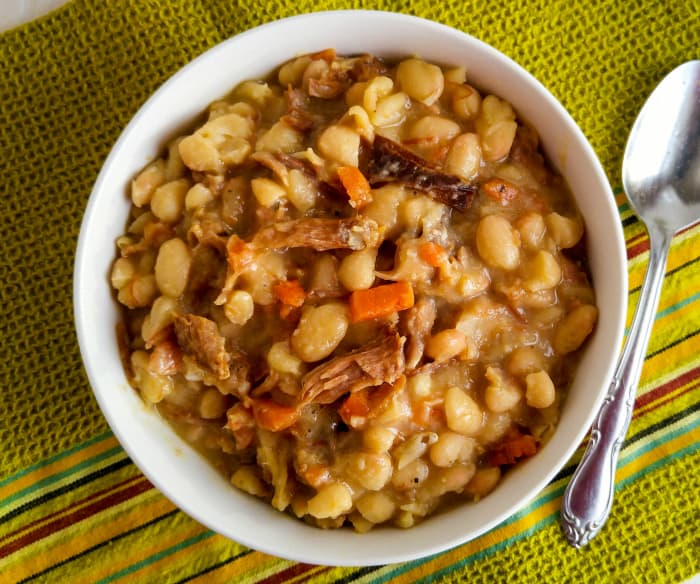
[1,0,699,582]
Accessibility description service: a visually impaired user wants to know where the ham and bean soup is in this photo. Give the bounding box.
[111,50,598,530]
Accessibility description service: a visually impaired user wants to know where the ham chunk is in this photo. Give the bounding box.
[173,313,230,379]
[401,296,437,369]
[254,217,381,251]
[300,329,405,405]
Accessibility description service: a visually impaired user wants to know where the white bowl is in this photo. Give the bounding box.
[74,10,627,566]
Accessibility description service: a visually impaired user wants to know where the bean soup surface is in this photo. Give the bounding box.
[111,50,598,531]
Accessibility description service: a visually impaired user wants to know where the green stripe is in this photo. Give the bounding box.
[618,411,700,468]
[656,291,700,320]
[94,530,215,584]
[618,440,700,490]
[625,291,700,336]
[0,430,114,489]
[0,446,125,510]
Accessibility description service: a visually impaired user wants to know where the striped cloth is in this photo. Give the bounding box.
[1,1,698,582]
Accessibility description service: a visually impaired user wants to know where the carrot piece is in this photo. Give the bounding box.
[339,378,405,428]
[418,241,447,267]
[274,279,306,307]
[481,178,519,204]
[251,399,299,432]
[488,430,539,466]
[300,464,331,488]
[348,281,415,323]
[339,389,371,426]
[226,234,255,272]
[337,166,373,209]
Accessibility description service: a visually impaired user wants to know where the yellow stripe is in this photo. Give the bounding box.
[0,436,120,502]
[635,380,699,419]
[644,333,700,382]
[637,354,700,395]
[125,526,218,584]
[127,532,250,584]
[616,424,698,484]
[188,551,284,583]
[2,449,128,524]
[627,226,700,291]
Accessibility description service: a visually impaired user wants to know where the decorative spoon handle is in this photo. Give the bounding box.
[560,226,672,547]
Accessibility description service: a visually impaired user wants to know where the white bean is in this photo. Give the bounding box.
[338,247,377,291]
[307,483,353,519]
[444,386,483,435]
[476,214,521,270]
[291,302,349,362]
[154,238,192,298]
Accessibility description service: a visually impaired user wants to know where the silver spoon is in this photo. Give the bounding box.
[560,60,700,547]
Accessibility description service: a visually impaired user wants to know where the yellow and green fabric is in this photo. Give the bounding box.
[1,1,698,582]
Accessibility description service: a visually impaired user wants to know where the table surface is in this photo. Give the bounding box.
[1,1,698,583]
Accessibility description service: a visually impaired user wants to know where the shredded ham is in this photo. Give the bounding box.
[401,296,437,369]
[172,313,231,380]
[366,135,477,212]
[253,216,381,251]
[300,329,406,405]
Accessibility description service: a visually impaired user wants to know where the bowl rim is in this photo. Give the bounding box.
[74,9,628,566]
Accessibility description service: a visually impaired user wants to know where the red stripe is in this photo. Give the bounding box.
[625,222,699,261]
[633,380,700,420]
[0,478,152,558]
[256,563,326,584]
[0,475,146,547]
[627,238,649,260]
[634,366,700,410]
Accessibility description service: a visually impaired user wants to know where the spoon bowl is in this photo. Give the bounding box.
[623,60,700,232]
[561,60,700,547]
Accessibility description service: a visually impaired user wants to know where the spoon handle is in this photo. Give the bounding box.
[560,225,673,548]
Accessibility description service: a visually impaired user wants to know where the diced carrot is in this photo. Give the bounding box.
[339,378,405,428]
[251,399,299,432]
[274,279,306,308]
[412,400,446,428]
[226,234,255,272]
[348,281,415,323]
[481,178,520,204]
[337,166,373,209]
[418,241,447,267]
[339,389,371,427]
[301,464,331,488]
[488,430,539,466]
